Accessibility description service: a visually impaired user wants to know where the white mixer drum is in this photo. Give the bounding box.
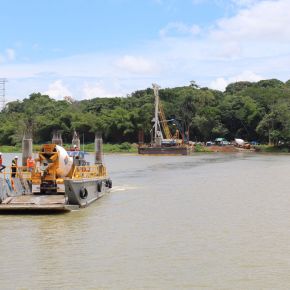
[55,145,73,177]
[234,138,245,146]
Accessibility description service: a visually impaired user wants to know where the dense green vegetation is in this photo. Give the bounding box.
[1,78,290,147]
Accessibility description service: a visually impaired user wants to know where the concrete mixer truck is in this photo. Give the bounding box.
[31,144,74,194]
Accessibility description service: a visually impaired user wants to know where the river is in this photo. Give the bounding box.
[0,153,290,289]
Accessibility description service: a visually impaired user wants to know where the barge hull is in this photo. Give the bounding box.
[138,146,191,155]
[64,178,110,207]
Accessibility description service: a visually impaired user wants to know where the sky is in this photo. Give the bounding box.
[0,0,290,101]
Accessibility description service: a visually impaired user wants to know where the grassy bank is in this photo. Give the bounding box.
[0,145,22,153]
[195,143,290,153]
[255,145,290,153]
[194,144,211,153]
[89,142,138,153]
[0,142,138,154]
[195,144,290,153]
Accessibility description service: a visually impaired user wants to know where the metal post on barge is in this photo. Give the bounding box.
[22,130,33,167]
[95,132,103,165]
[52,131,63,146]
[72,131,81,149]
[153,83,160,143]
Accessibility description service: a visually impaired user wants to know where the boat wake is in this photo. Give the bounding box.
[110,185,137,192]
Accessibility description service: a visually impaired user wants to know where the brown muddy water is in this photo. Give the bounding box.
[1,153,290,289]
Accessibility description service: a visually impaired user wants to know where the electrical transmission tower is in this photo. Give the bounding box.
[0,78,7,111]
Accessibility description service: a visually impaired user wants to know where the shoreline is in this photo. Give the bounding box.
[1,143,290,154]
[0,143,138,154]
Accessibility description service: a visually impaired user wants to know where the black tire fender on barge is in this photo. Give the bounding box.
[97,181,102,193]
[80,187,88,199]
[106,179,112,188]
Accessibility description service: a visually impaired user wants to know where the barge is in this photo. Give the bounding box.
[0,134,112,213]
[138,144,191,155]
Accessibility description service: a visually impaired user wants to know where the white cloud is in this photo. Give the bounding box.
[116,55,156,74]
[211,0,290,43]
[6,49,15,61]
[209,71,263,91]
[230,0,260,7]
[159,22,201,37]
[43,80,72,100]
[213,41,242,59]
[0,48,16,63]
[191,0,260,8]
[209,77,228,91]
[82,81,118,99]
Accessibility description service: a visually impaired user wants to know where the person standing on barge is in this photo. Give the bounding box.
[27,156,35,172]
[0,153,6,172]
[11,156,18,178]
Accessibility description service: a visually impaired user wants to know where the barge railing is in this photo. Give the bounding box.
[72,165,107,179]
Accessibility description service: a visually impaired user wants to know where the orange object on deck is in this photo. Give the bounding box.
[27,157,35,169]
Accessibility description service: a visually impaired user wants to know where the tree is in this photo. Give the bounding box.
[256,101,290,145]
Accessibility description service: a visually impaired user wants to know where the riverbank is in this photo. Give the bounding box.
[0,142,138,154]
[194,144,290,153]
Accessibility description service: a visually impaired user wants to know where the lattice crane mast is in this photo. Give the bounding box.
[152,83,173,141]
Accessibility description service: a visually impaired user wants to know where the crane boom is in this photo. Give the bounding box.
[158,101,172,140]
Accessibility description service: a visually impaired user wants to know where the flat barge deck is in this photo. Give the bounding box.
[0,195,79,212]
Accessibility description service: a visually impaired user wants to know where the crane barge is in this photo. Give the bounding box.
[138,84,192,155]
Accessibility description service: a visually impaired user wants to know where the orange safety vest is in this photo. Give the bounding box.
[27,158,35,168]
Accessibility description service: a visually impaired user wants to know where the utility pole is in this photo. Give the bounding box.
[0,78,7,111]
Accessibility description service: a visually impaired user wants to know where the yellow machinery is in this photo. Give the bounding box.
[158,98,182,143]
[31,144,73,194]
[158,101,173,140]
[31,144,108,194]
